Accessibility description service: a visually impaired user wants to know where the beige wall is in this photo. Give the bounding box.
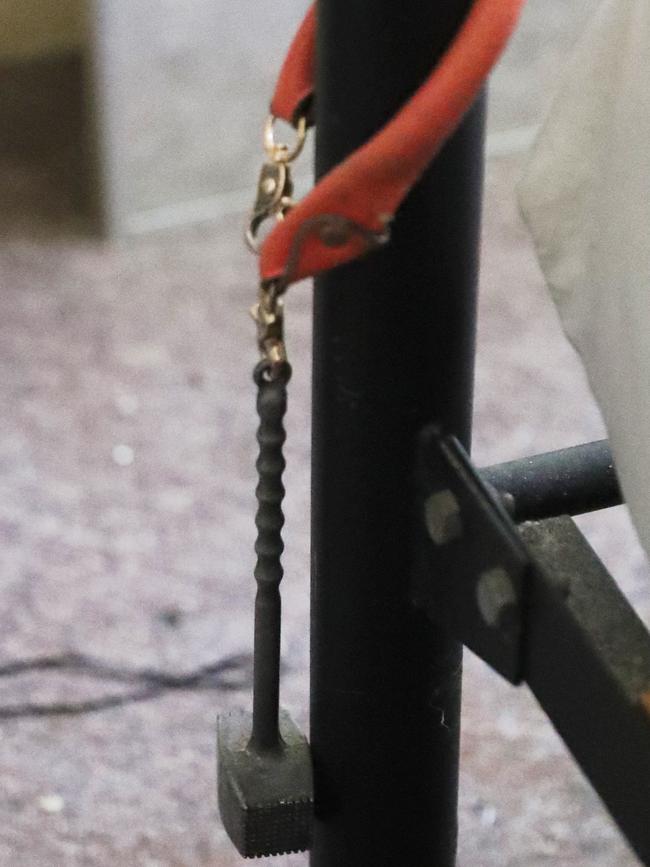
[0,0,84,60]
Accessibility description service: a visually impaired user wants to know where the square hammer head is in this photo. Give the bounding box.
[217,708,314,858]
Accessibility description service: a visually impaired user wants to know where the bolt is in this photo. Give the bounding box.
[476,568,517,629]
[424,489,463,546]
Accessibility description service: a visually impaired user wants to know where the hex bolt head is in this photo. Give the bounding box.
[476,568,518,629]
[424,489,463,546]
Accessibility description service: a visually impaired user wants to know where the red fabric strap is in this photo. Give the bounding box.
[270,4,317,127]
[260,0,525,288]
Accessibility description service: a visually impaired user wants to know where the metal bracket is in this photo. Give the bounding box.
[415,428,650,864]
[414,428,530,683]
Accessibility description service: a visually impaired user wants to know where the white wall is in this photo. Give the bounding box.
[92,0,309,234]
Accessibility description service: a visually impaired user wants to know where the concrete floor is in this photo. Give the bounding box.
[1,1,649,865]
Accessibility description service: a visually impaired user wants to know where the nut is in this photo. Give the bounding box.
[476,568,517,629]
[424,490,463,546]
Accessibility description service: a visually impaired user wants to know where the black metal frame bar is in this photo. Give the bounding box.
[481,439,622,522]
[523,517,650,864]
[311,1,482,863]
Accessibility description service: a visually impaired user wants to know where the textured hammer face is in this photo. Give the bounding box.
[217,708,314,858]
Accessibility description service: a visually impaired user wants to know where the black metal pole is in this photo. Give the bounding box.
[480,440,622,522]
[311,1,484,864]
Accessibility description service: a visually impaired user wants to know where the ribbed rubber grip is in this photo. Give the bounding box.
[251,363,291,752]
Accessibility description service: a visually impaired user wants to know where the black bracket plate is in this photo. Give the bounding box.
[414,428,529,684]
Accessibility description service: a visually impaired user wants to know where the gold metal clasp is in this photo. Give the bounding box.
[245,115,309,254]
[246,161,295,253]
[250,281,287,372]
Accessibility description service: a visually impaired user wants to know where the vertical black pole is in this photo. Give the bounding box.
[311,1,485,865]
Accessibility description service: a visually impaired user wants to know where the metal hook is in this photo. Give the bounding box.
[246,162,295,253]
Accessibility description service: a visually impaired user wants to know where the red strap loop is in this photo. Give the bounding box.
[270,4,317,127]
[261,0,525,289]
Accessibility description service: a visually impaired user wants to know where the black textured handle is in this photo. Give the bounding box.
[250,362,291,752]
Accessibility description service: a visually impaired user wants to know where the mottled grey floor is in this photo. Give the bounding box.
[1,1,649,865]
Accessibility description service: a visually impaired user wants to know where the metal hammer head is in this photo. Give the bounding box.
[217,708,314,858]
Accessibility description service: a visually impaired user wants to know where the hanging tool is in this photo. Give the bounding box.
[217,283,314,858]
